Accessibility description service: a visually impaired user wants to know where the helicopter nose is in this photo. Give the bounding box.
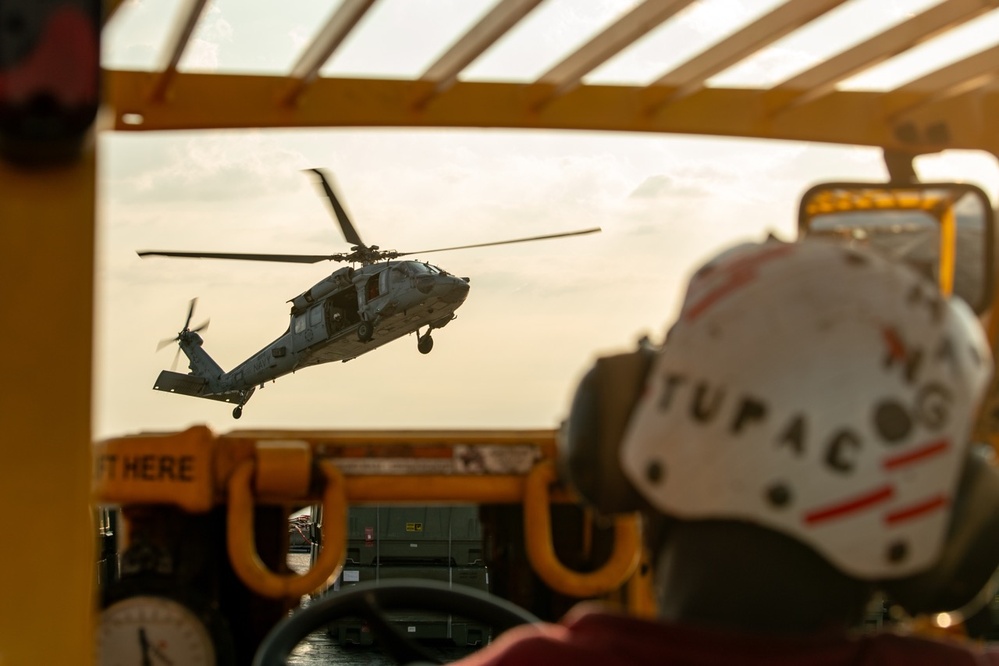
[439,276,470,304]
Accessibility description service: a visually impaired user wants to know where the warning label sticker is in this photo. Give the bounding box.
[328,445,541,475]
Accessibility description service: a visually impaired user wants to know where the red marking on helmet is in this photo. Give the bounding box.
[684,244,794,322]
[804,485,894,525]
[882,439,950,471]
[884,494,948,524]
[882,327,907,362]
[0,7,99,103]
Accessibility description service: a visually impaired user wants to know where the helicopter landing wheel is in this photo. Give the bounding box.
[357,320,373,342]
[233,405,243,419]
[417,335,434,354]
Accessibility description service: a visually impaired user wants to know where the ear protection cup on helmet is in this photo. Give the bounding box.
[882,449,999,616]
[559,343,656,515]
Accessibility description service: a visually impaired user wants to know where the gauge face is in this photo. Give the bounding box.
[96,595,217,666]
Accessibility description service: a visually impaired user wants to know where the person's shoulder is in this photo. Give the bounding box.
[561,601,656,628]
[450,621,573,666]
[866,631,999,665]
[452,605,636,666]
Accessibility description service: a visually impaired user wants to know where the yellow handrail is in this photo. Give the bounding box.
[524,460,642,597]
[227,459,347,599]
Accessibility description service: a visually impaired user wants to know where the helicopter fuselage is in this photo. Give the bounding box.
[155,260,470,415]
[233,259,469,383]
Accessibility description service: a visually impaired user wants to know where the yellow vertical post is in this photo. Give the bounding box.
[0,148,96,663]
[937,205,956,297]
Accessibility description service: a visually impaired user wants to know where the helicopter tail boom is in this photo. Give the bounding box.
[153,298,255,415]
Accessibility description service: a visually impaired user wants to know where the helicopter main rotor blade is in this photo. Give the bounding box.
[395,227,601,257]
[138,250,340,264]
[308,169,365,248]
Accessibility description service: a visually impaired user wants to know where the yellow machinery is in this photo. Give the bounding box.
[2,0,999,663]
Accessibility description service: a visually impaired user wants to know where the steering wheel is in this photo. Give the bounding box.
[252,578,541,666]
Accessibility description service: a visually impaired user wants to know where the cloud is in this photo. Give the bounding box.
[629,174,713,199]
[106,134,309,206]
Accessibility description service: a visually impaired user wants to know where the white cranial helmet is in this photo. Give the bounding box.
[619,238,992,579]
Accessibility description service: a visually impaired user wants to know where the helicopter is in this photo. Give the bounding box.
[140,169,600,419]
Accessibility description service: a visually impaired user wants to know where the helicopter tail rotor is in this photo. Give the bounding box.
[157,298,210,352]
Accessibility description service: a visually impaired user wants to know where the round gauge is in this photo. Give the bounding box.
[96,595,217,665]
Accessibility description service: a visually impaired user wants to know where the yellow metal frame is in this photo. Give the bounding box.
[4,2,999,661]
[804,189,969,216]
[940,206,958,297]
[102,0,999,155]
[94,425,219,512]
[95,428,640,598]
[801,187,969,297]
[0,152,97,665]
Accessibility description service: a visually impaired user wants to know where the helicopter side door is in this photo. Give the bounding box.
[292,303,328,350]
[323,287,358,335]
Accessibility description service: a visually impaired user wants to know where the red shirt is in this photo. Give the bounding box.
[456,605,999,666]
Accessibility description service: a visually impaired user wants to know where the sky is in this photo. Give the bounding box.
[94,0,999,440]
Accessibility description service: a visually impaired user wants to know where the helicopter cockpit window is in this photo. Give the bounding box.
[294,315,307,334]
[390,265,409,283]
[405,262,431,274]
[309,306,323,326]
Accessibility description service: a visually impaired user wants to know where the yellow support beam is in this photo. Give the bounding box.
[105,69,999,155]
[0,151,96,664]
